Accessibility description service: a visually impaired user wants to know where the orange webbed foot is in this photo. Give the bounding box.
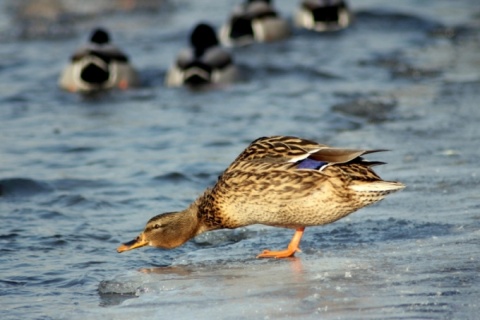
[256,246,301,259]
[256,227,305,259]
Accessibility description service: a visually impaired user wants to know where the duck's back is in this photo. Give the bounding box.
[196,136,404,229]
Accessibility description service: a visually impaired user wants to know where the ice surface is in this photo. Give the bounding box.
[1,0,479,319]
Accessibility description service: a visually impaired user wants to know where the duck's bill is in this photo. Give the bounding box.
[117,235,148,253]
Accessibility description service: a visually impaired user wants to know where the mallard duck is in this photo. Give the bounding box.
[117,136,404,258]
[295,0,352,32]
[219,0,291,46]
[165,23,238,87]
[59,28,139,93]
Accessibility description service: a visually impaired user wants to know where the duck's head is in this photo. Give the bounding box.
[117,210,199,253]
[246,0,271,4]
[90,28,110,44]
[190,23,219,57]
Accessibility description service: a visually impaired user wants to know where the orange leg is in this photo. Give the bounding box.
[257,227,305,259]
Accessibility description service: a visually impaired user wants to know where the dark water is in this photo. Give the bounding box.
[1,0,479,319]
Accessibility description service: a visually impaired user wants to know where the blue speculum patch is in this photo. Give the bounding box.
[296,158,328,170]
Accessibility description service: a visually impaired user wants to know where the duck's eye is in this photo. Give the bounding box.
[153,224,161,229]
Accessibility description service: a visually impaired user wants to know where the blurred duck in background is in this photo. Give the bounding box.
[295,0,352,32]
[219,0,290,47]
[58,28,139,93]
[165,23,238,88]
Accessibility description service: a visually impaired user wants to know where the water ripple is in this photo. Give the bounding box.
[0,178,53,197]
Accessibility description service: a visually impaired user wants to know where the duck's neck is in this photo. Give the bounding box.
[187,188,224,235]
[179,197,206,238]
[156,207,202,249]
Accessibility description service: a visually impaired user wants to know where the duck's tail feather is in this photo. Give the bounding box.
[349,180,405,206]
[309,148,388,164]
[349,181,405,193]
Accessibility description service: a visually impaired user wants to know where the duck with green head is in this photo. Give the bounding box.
[117,135,404,258]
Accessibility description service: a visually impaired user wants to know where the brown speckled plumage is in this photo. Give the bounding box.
[117,136,404,258]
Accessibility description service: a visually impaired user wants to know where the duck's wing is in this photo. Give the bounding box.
[175,48,195,69]
[201,47,233,70]
[95,44,130,62]
[71,44,129,62]
[176,47,232,71]
[226,136,386,173]
[213,136,397,209]
[70,45,92,61]
[231,136,325,163]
